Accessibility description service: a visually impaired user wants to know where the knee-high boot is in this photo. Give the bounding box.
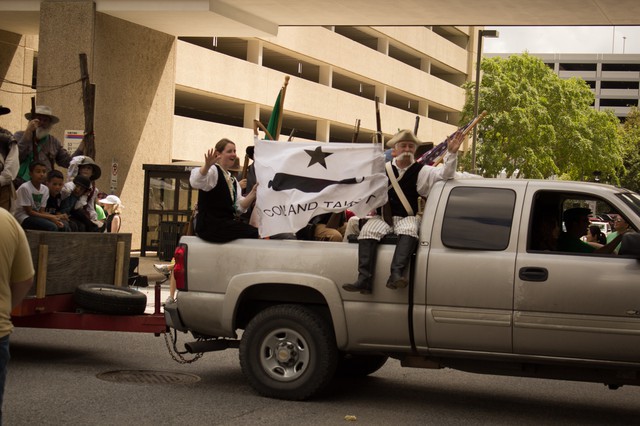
[342,239,378,294]
[386,235,418,289]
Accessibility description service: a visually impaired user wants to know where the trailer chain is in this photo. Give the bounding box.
[163,328,204,364]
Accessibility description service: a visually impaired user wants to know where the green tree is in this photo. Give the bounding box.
[620,106,640,191]
[461,53,624,182]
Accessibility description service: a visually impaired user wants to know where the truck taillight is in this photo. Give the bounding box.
[173,244,187,291]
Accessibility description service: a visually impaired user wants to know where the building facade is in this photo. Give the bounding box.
[0,3,478,249]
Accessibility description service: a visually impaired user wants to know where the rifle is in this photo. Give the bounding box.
[287,128,296,141]
[30,97,37,158]
[351,119,360,143]
[241,156,250,180]
[414,115,420,135]
[374,97,382,145]
[417,110,488,167]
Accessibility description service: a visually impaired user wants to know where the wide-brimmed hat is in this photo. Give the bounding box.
[73,175,92,191]
[100,194,123,208]
[386,129,428,148]
[0,105,10,116]
[24,105,60,124]
[75,156,102,180]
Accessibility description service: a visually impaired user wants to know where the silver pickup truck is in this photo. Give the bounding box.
[164,178,640,400]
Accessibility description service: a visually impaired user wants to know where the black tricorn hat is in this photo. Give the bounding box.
[0,105,10,116]
[73,175,92,191]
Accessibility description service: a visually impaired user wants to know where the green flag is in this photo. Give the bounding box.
[266,89,282,140]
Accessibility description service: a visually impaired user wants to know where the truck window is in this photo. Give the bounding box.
[441,187,516,250]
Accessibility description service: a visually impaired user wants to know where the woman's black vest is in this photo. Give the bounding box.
[196,165,236,232]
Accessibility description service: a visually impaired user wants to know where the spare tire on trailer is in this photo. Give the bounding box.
[74,284,147,315]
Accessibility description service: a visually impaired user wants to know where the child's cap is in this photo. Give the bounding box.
[100,194,123,208]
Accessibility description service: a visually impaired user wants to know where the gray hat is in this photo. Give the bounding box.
[76,156,102,180]
[386,129,428,149]
[25,105,60,124]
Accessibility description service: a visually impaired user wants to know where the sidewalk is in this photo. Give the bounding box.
[130,253,173,314]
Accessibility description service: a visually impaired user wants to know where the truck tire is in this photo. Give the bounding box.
[239,304,338,400]
[74,284,147,315]
[335,353,388,377]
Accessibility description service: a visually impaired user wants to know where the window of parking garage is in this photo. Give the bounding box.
[600,81,639,90]
[558,63,596,71]
[334,27,378,50]
[600,98,639,107]
[441,187,516,250]
[602,63,640,72]
[178,37,247,60]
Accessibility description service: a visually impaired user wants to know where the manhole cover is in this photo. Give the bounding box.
[97,370,200,385]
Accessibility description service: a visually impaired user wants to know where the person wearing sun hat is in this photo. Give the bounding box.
[0,105,19,210]
[343,128,465,295]
[13,105,84,185]
[99,195,123,233]
[61,155,103,231]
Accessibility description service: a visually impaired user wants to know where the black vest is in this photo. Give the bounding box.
[388,162,422,217]
[196,165,236,232]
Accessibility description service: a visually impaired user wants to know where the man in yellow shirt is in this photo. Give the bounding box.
[0,208,34,421]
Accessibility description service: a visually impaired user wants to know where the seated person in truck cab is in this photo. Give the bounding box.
[557,207,625,254]
[343,128,465,295]
[530,211,560,251]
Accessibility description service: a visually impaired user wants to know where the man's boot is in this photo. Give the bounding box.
[386,235,418,289]
[342,239,378,294]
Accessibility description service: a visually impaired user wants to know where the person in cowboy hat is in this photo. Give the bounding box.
[343,128,465,295]
[0,105,19,211]
[14,105,84,181]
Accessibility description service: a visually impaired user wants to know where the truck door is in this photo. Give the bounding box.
[423,181,526,353]
[514,188,640,362]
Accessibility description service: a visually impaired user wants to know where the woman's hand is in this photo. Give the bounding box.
[201,149,218,175]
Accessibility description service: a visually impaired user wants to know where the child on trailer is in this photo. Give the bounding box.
[11,161,65,231]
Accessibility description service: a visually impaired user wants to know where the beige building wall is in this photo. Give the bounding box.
[14,2,176,249]
[0,30,37,133]
[2,3,476,251]
[92,14,176,245]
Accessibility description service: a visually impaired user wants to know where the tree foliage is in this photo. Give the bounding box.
[460,53,625,183]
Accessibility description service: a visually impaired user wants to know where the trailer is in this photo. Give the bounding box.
[11,231,166,335]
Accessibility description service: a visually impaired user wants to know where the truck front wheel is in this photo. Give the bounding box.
[239,304,338,400]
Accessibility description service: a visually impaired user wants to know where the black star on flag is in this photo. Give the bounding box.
[305,146,333,169]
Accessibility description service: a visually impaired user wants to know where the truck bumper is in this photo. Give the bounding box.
[164,299,188,332]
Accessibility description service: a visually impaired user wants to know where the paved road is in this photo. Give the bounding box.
[5,327,640,425]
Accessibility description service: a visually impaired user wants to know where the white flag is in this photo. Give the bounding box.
[254,139,388,237]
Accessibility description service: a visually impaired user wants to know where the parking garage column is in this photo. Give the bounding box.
[316,119,330,142]
[247,40,263,65]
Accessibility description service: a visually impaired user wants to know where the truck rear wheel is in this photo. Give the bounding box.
[74,284,147,315]
[335,353,389,377]
[239,304,338,400]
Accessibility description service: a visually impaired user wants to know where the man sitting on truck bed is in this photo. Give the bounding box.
[343,129,465,294]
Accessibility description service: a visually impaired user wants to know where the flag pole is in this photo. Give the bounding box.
[275,76,290,140]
